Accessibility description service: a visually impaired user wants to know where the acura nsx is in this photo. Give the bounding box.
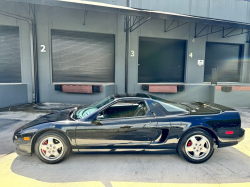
[13,93,245,164]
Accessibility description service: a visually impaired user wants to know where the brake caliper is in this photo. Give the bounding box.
[42,140,48,154]
[187,140,192,147]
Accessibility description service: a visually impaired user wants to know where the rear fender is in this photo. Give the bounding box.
[178,126,219,145]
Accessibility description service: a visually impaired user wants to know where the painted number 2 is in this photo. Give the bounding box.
[131,50,135,57]
[41,45,46,52]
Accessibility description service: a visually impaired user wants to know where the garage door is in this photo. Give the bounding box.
[0,26,21,83]
[138,37,186,83]
[51,30,115,83]
[204,42,243,82]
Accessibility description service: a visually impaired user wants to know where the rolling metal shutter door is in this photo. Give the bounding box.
[51,30,115,83]
[0,26,21,83]
[138,37,186,83]
[204,42,242,82]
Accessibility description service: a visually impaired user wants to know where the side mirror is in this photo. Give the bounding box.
[92,113,104,125]
[96,115,104,120]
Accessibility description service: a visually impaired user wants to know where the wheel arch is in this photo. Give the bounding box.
[31,128,72,153]
[178,126,219,146]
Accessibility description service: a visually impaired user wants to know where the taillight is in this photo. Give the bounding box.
[226,131,234,135]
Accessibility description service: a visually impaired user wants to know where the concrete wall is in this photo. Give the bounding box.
[48,84,115,104]
[1,0,250,107]
[35,5,125,103]
[126,17,250,104]
[136,84,211,103]
[214,88,250,107]
[0,84,28,108]
[0,1,33,108]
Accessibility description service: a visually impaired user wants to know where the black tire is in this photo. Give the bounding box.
[178,129,214,164]
[35,131,71,164]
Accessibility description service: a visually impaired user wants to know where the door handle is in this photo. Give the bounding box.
[120,125,132,129]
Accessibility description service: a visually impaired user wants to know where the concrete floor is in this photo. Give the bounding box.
[0,103,250,187]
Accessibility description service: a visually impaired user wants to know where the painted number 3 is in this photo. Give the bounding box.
[41,45,46,52]
[131,50,135,57]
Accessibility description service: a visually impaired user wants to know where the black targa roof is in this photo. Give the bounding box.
[113,93,150,99]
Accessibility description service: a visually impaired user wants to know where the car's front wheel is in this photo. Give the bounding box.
[178,129,214,163]
[35,131,70,164]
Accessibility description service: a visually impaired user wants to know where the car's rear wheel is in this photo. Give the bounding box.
[35,131,70,164]
[178,129,214,163]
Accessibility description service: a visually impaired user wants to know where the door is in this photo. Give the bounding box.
[51,29,115,83]
[0,25,21,83]
[76,100,158,150]
[204,42,243,82]
[138,37,186,83]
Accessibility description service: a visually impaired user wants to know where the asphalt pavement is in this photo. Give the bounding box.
[0,103,250,187]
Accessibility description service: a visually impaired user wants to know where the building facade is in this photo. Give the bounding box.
[0,0,250,108]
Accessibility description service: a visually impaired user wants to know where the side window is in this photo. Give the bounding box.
[146,100,166,116]
[100,100,148,119]
[157,101,188,115]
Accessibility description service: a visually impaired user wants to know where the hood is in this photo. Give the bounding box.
[182,102,235,115]
[15,108,75,133]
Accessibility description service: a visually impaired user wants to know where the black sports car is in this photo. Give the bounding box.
[13,93,245,164]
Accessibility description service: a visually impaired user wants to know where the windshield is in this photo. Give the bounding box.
[149,95,190,112]
[73,96,114,119]
[89,96,115,108]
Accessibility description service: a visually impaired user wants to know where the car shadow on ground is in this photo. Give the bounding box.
[10,147,250,184]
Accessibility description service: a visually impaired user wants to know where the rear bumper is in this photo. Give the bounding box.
[218,128,245,148]
[237,128,245,142]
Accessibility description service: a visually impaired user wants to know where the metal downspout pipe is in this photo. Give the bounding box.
[125,0,130,93]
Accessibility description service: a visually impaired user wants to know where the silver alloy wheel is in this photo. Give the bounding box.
[39,137,64,161]
[185,135,210,160]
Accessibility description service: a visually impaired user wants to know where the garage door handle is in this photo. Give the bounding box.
[120,125,132,128]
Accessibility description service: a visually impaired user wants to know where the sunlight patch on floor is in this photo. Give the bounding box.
[233,128,250,157]
[111,181,250,187]
[0,153,104,187]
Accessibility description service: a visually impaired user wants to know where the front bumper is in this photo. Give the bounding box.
[16,145,32,156]
[13,133,32,156]
[15,143,32,156]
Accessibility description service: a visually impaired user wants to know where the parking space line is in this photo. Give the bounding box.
[233,128,250,157]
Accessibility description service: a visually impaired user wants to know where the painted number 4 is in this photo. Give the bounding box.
[41,45,46,52]
[189,53,193,58]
